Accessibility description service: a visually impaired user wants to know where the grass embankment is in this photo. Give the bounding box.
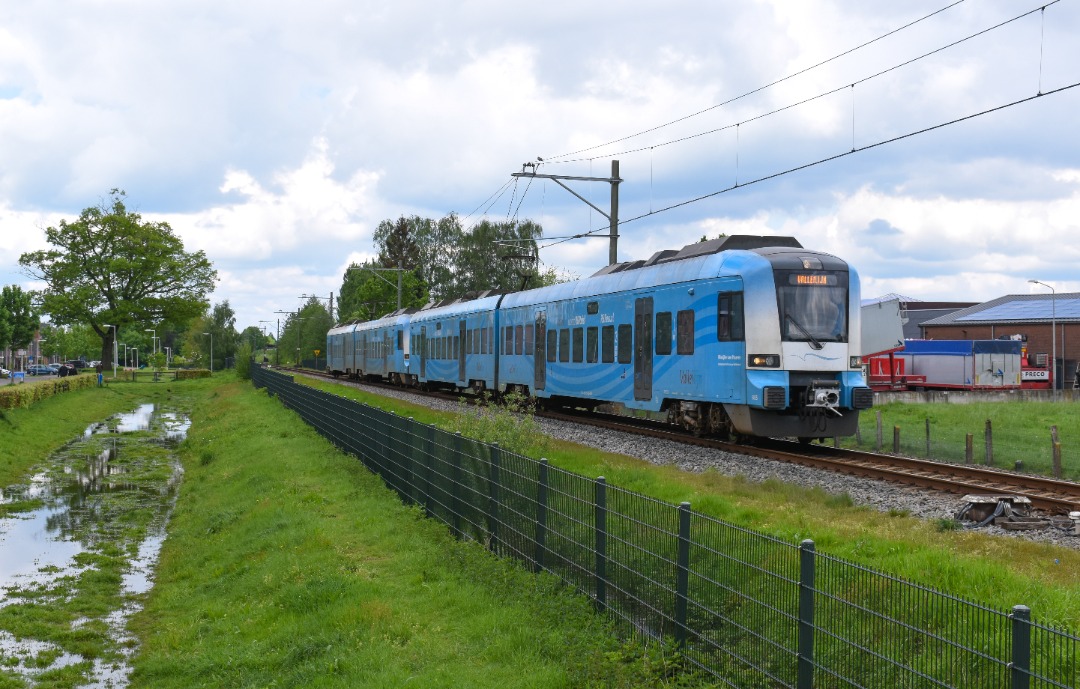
[130,376,705,688]
[853,400,1080,479]
[296,376,1080,632]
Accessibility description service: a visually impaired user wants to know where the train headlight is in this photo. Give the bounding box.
[850,356,862,369]
[749,354,780,368]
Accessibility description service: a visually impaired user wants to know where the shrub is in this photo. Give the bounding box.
[0,374,96,410]
[454,390,549,457]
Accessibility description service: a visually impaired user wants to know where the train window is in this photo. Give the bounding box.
[515,325,524,355]
[524,324,534,355]
[717,292,745,341]
[587,327,598,363]
[488,327,494,354]
[505,326,514,355]
[602,325,615,363]
[617,324,632,364]
[397,330,403,351]
[587,301,599,315]
[547,330,558,362]
[655,312,673,355]
[677,310,695,355]
[572,328,584,363]
[559,329,570,362]
[454,336,459,360]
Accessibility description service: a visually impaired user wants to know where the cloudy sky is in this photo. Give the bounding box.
[2,0,1078,333]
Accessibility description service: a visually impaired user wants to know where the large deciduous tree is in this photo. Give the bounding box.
[18,189,217,366]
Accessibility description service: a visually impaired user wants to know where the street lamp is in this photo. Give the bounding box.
[1028,280,1056,398]
[164,346,171,369]
[202,332,213,373]
[145,328,157,356]
[103,324,117,378]
[132,347,139,371]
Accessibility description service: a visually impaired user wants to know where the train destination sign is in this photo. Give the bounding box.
[789,274,837,286]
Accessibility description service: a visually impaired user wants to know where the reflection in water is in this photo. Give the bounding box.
[0,404,188,687]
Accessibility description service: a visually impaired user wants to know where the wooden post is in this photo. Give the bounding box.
[925,418,931,458]
[893,426,901,454]
[876,411,883,452]
[1051,426,1062,479]
[965,433,974,464]
[985,419,993,466]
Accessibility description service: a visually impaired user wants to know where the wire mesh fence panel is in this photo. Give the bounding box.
[249,367,1080,688]
[684,513,801,688]
[602,485,681,641]
[814,551,1012,688]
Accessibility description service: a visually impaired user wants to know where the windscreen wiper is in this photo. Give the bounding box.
[785,313,823,350]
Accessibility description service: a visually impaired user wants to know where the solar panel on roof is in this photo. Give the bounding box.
[955,297,1080,321]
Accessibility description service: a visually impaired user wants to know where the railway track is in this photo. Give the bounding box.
[281,366,1080,517]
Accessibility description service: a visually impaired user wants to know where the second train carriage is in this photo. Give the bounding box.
[326,235,873,440]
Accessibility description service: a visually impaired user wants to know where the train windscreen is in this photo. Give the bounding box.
[774,270,848,348]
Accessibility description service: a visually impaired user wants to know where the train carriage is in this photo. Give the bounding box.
[409,294,504,391]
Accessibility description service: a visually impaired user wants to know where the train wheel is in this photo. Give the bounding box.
[797,437,812,445]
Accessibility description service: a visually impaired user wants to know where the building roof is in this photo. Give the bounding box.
[921,292,1080,327]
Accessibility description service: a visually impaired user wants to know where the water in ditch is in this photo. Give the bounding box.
[0,403,188,687]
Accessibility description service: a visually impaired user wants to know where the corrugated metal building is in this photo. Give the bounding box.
[920,292,1080,390]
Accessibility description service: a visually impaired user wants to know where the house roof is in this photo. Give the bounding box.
[921,292,1080,327]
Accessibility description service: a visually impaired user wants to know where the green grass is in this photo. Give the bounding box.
[852,400,1080,478]
[129,376,716,688]
[294,375,1080,633]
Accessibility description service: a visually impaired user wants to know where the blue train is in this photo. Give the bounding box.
[327,235,874,440]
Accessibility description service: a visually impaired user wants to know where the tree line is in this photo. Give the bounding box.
[336,214,569,323]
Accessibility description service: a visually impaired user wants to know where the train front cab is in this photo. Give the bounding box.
[725,248,873,439]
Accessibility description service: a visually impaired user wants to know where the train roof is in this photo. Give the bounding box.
[409,293,506,321]
[501,236,846,309]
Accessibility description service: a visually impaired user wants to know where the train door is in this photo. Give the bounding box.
[534,309,547,391]
[459,319,467,382]
[419,326,427,378]
[634,297,653,400]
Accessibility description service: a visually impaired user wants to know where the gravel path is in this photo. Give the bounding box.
[317,374,1080,551]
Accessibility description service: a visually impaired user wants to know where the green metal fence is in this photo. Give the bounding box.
[252,366,1078,688]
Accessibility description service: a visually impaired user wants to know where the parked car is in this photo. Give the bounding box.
[0,366,10,378]
[67,359,90,370]
[27,364,56,376]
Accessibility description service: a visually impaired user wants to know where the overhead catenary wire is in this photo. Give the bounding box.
[536,79,1080,252]
[549,1,1060,165]
[543,0,969,162]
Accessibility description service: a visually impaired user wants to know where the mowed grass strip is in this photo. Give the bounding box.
[130,378,703,689]
[294,375,1080,632]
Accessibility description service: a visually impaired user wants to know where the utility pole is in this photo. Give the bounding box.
[348,262,405,314]
[512,159,621,265]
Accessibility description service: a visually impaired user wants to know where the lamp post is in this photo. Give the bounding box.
[120,343,127,369]
[145,329,157,357]
[164,346,171,369]
[103,324,117,378]
[1028,280,1056,398]
[132,348,139,371]
[202,332,213,373]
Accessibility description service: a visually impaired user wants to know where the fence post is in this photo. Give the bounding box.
[452,432,463,539]
[423,424,435,519]
[1051,426,1062,478]
[675,502,692,648]
[594,476,607,612]
[925,418,931,457]
[797,539,816,689]
[893,425,901,454]
[985,419,994,466]
[487,443,502,553]
[405,418,415,505]
[534,458,549,573]
[876,411,883,452]
[1011,605,1031,689]
[966,433,974,464]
